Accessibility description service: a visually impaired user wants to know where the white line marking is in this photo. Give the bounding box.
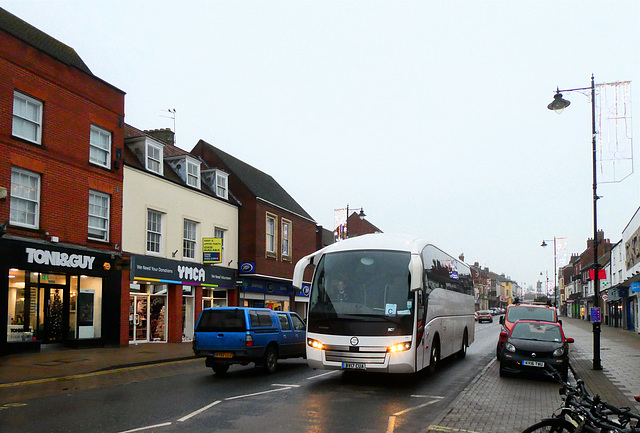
[225,386,292,401]
[178,400,221,422]
[118,422,172,433]
[393,399,441,416]
[271,383,301,387]
[306,370,340,380]
[410,395,444,399]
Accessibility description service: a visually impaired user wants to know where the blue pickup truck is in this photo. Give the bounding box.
[192,307,306,374]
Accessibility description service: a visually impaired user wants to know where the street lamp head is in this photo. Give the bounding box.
[547,90,571,114]
[358,208,366,220]
[541,240,548,248]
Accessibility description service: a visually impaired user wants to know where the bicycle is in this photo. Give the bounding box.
[522,366,640,432]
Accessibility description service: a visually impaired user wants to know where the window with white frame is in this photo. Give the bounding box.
[89,125,112,169]
[146,141,163,175]
[281,219,292,260]
[10,167,40,228]
[186,159,200,188]
[266,213,277,256]
[147,210,163,253]
[88,190,110,241]
[12,91,43,144]
[183,219,198,259]
[215,171,228,199]
[214,227,226,263]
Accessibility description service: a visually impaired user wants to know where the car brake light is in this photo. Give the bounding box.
[246,334,254,347]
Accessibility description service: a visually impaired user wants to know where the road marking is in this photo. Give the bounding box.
[118,422,172,433]
[272,383,301,387]
[224,386,292,401]
[0,358,200,389]
[387,398,442,433]
[393,398,440,416]
[178,400,221,422]
[306,370,340,380]
[410,395,444,399]
[425,426,480,433]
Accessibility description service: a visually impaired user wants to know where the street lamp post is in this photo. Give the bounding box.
[541,237,559,309]
[345,204,366,239]
[547,74,602,371]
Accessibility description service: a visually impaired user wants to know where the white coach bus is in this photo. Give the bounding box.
[293,233,475,374]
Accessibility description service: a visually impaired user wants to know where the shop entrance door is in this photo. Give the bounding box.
[129,295,149,343]
[39,285,68,343]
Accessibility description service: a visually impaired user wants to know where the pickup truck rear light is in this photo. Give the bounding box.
[246,334,254,347]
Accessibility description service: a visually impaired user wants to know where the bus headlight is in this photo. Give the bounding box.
[387,342,411,353]
[307,338,324,350]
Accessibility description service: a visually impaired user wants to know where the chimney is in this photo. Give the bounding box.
[145,128,175,146]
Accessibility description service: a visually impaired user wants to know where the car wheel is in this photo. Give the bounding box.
[263,346,278,374]
[428,339,439,374]
[211,364,229,375]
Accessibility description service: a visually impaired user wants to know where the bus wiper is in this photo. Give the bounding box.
[341,314,404,324]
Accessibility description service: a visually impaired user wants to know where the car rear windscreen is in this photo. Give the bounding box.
[196,310,246,332]
[507,306,555,323]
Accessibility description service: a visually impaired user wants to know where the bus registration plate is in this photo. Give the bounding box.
[342,362,366,370]
[522,360,544,368]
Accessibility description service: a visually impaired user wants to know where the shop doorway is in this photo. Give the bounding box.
[129,295,149,343]
[38,285,68,343]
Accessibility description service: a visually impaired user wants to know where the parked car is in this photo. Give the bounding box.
[496,302,559,359]
[477,310,493,323]
[499,320,573,381]
[192,307,306,374]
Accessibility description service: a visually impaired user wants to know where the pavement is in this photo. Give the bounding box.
[1,317,639,433]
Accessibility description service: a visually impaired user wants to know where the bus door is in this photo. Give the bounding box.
[415,290,427,370]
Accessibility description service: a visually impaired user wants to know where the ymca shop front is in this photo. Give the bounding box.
[125,254,236,345]
[0,238,121,355]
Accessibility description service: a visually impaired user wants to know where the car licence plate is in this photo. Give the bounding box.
[214,352,233,359]
[522,360,545,367]
[342,362,366,370]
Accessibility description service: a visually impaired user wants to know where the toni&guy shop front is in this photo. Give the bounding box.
[126,255,236,345]
[1,237,120,355]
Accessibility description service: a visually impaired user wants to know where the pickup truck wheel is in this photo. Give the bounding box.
[263,347,278,374]
[211,364,229,375]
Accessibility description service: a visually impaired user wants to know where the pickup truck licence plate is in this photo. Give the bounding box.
[342,362,366,370]
[522,360,545,367]
[214,352,233,359]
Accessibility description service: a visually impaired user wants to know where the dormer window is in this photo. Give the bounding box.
[146,141,163,174]
[201,168,229,199]
[215,170,228,199]
[186,159,200,188]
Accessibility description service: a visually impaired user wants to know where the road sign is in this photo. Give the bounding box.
[590,307,601,323]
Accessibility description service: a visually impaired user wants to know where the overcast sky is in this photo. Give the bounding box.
[4,0,639,290]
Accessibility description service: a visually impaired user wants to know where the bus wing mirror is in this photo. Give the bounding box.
[293,254,313,289]
[409,254,423,291]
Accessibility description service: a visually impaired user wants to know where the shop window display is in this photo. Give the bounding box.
[202,288,228,309]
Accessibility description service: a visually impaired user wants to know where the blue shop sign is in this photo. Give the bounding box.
[241,278,294,296]
[630,282,640,293]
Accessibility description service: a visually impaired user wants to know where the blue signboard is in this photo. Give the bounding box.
[590,307,601,323]
[630,282,640,293]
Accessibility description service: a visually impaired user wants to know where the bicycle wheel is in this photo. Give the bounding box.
[521,418,576,433]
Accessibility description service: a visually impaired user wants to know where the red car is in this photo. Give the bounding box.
[497,302,559,359]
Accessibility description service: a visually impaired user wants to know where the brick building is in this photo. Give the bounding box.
[0,8,125,354]
[191,140,318,319]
